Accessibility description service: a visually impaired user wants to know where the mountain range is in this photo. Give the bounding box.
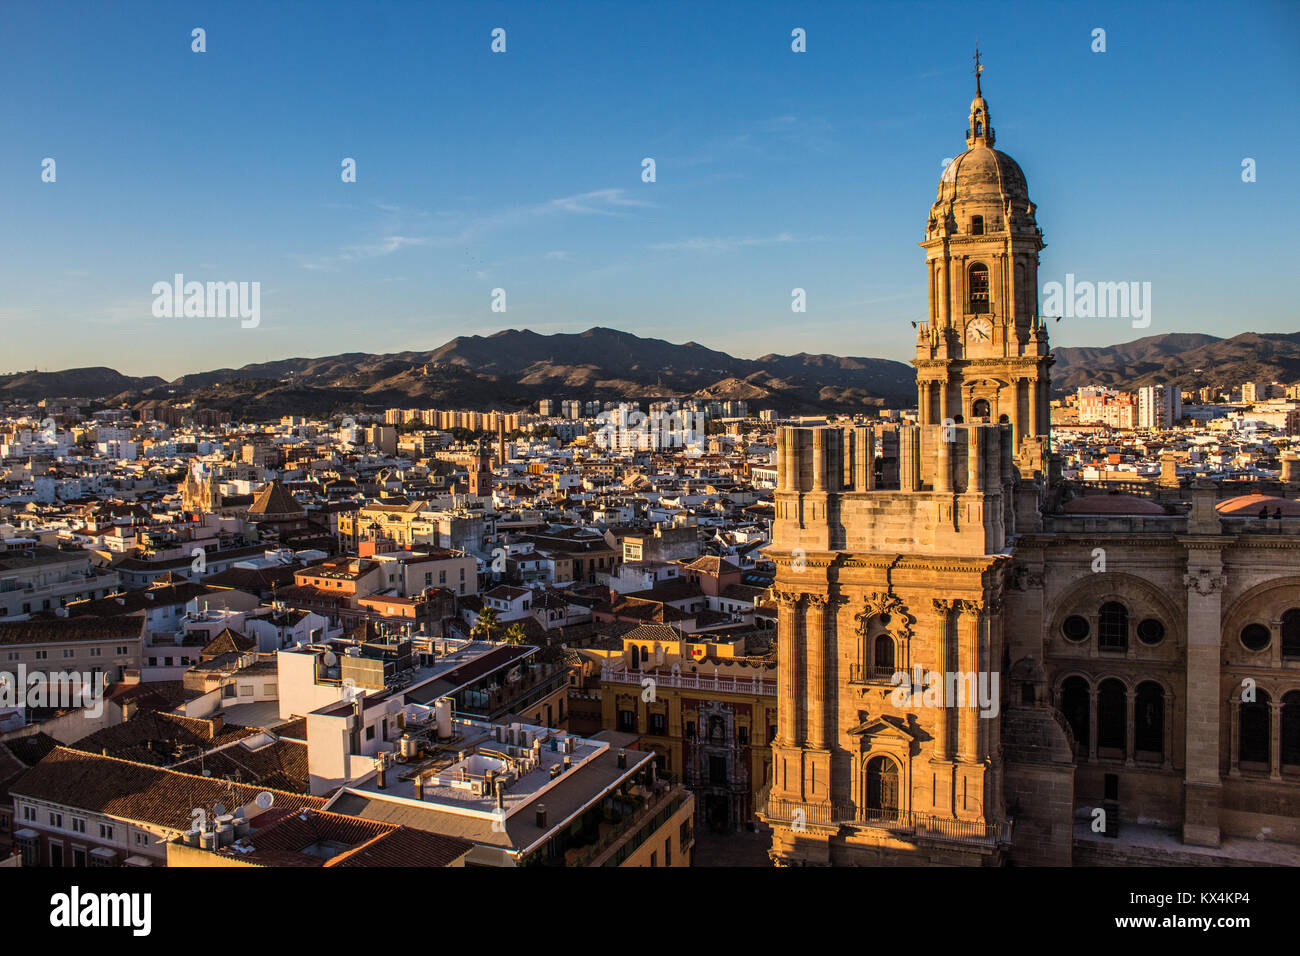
[2,328,1297,420]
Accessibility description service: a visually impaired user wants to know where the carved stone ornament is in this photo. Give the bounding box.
[855,591,914,640]
[1183,570,1226,596]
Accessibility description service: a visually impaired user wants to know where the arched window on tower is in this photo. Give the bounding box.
[972,399,991,419]
[1135,682,1164,760]
[968,263,990,314]
[1062,676,1090,754]
[1240,691,1271,766]
[970,215,984,236]
[873,634,895,679]
[1097,679,1127,755]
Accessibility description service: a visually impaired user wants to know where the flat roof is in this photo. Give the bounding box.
[328,726,655,853]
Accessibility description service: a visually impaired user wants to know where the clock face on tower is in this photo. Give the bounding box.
[965,317,992,346]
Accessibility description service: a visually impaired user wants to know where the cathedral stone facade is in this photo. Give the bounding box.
[760,71,1300,866]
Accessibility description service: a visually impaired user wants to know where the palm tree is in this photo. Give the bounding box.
[504,623,527,644]
[472,606,500,642]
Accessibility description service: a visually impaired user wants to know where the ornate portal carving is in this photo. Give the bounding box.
[855,591,915,640]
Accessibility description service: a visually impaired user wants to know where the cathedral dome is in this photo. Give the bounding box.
[1061,494,1167,516]
[1217,494,1300,516]
[938,145,1029,202]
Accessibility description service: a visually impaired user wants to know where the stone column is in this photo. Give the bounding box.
[936,425,953,493]
[775,592,802,746]
[927,260,936,329]
[1010,377,1023,451]
[967,425,985,493]
[939,252,950,328]
[811,429,826,492]
[1182,563,1225,847]
[805,594,829,751]
[1271,699,1283,781]
[1027,377,1039,438]
[1088,686,1099,762]
[932,600,955,761]
[918,382,930,425]
[853,426,872,490]
[957,601,981,762]
[1228,695,1239,776]
[1125,687,1137,767]
[777,429,791,491]
[899,427,919,492]
[938,379,950,424]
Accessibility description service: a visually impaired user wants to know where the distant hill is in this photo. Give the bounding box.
[1050,332,1300,395]
[0,367,166,400]
[9,328,1300,419]
[4,328,917,419]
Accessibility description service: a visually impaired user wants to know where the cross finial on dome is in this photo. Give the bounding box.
[973,45,983,96]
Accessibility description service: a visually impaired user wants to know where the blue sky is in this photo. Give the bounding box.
[1,0,1296,378]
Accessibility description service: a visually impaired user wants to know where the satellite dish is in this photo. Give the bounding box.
[213,802,227,816]
[322,651,337,667]
[255,792,274,810]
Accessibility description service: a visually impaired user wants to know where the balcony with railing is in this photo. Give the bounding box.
[601,665,777,697]
[763,794,1011,845]
[848,664,900,685]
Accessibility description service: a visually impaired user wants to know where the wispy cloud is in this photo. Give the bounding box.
[648,232,816,254]
[293,234,430,271]
[294,190,649,270]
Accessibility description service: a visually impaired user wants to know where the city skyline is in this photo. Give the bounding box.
[2,0,1297,377]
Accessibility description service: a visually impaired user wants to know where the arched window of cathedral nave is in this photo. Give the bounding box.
[1241,622,1271,652]
[1136,618,1165,646]
[1098,602,1129,651]
[1097,679,1127,754]
[1135,682,1164,759]
[1282,609,1300,659]
[1240,692,1272,767]
[1282,692,1300,769]
[1061,676,1090,752]
[968,264,990,314]
[1062,614,1090,643]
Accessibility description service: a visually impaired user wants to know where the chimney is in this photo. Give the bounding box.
[377,753,387,789]
[535,804,548,829]
[617,749,627,769]
[413,773,424,800]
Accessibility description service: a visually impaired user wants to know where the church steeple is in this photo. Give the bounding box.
[965,48,994,148]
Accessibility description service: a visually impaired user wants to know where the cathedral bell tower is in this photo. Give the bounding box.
[761,60,1045,867]
[916,56,1050,472]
